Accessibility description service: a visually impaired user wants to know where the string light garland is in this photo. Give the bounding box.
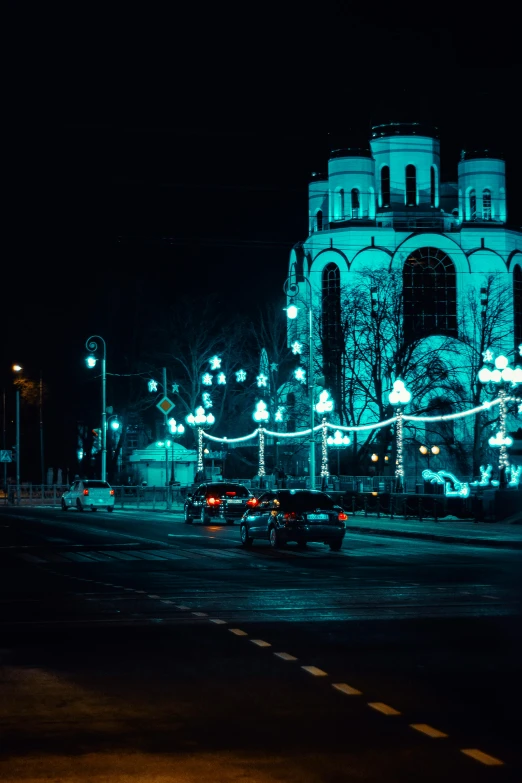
[258,427,266,476]
[320,418,329,478]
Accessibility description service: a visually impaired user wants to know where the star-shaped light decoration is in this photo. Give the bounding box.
[294,367,306,384]
[217,372,226,385]
[202,392,213,409]
[148,379,158,392]
[235,369,247,382]
[209,355,222,370]
[482,349,494,363]
[275,406,284,422]
[270,362,278,372]
[257,373,268,388]
[202,373,213,386]
[291,341,302,355]
[171,383,179,393]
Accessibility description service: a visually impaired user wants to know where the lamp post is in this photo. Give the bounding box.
[12,365,22,502]
[327,429,351,478]
[167,417,185,483]
[419,444,440,470]
[253,400,270,484]
[388,379,411,492]
[477,350,521,486]
[85,336,107,481]
[186,407,215,480]
[284,269,315,488]
[315,389,334,489]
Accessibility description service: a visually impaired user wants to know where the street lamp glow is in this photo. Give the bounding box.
[86,356,97,368]
[110,419,120,430]
[286,304,298,319]
[13,364,22,372]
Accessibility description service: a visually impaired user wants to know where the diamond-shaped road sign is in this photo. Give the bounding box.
[156,397,175,416]
[0,450,12,462]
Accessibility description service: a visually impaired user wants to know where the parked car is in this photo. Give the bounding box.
[61,480,115,512]
[239,489,347,550]
[184,482,253,525]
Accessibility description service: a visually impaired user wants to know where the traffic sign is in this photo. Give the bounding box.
[156,397,175,415]
[0,450,12,462]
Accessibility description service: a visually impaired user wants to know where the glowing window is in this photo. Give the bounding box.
[316,210,323,231]
[381,166,390,207]
[482,189,492,220]
[515,264,522,349]
[403,247,457,341]
[321,263,342,403]
[469,189,476,221]
[351,188,360,219]
[406,165,416,206]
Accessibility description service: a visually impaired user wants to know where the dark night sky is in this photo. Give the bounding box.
[3,9,521,474]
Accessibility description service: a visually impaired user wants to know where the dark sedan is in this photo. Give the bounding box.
[184,482,253,525]
[240,489,347,550]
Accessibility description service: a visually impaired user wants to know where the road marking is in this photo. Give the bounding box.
[229,628,248,636]
[461,749,504,766]
[192,611,208,617]
[148,594,160,598]
[161,600,173,604]
[332,683,362,696]
[482,595,499,600]
[176,605,190,611]
[135,590,146,593]
[251,639,271,648]
[124,588,134,591]
[301,665,328,677]
[274,652,298,661]
[368,702,401,716]
[410,723,447,738]
[209,619,227,625]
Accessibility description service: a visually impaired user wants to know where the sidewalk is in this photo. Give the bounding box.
[347,513,522,550]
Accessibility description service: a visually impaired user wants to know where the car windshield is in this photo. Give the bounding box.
[276,491,336,511]
[84,481,111,489]
[206,484,250,498]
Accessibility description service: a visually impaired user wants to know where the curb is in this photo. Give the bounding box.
[348,524,522,550]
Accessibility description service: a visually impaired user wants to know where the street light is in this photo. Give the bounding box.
[186,407,215,479]
[85,335,107,481]
[12,364,22,502]
[167,417,185,483]
[419,444,440,470]
[284,267,315,488]
[388,379,411,492]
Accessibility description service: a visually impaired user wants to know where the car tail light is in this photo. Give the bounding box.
[246,498,258,507]
[284,512,297,522]
[110,489,115,496]
[207,497,221,506]
[338,512,348,521]
[83,489,89,496]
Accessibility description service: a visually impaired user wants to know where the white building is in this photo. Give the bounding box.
[287,122,522,477]
[128,441,198,486]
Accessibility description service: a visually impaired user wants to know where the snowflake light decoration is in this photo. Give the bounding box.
[275,406,284,422]
[294,367,306,384]
[171,383,179,393]
[202,373,213,386]
[291,341,302,355]
[202,392,213,409]
[270,362,278,372]
[217,372,226,385]
[148,379,158,392]
[257,373,268,388]
[235,369,247,382]
[482,349,494,363]
[209,355,222,370]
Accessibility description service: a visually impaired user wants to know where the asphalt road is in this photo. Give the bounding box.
[0,505,521,782]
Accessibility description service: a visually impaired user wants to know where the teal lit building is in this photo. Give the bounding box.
[287,122,522,478]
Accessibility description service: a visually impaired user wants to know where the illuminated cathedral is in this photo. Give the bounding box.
[286,122,522,478]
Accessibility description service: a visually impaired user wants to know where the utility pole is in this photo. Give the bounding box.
[16,389,20,504]
[39,372,44,485]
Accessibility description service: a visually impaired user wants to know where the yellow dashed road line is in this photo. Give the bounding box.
[410,723,447,738]
[461,749,504,766]
[192,611,208,617]
[368,702,401,716]
[251,639,271,648]
[332,682,362,696]
[274,652,298,661]
[229,628,248,636]
[301,665,328,677]
[209,618,227,624]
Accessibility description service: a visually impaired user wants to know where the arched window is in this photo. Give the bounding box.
[430,166,436,207]
[338,189,345,219]
[482,189,492,220]
[381,166,390,207]
[403,247,457,341]
[469,189,476,221]
[316,210,323,231]
[322,263,342,406]
[351,188,360,219]
[406,165,416,206]
[515,264,522,350]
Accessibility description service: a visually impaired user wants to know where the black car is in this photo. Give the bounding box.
[184,482,253,525]
[239,489,347,550]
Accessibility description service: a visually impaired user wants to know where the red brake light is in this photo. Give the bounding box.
[225,491,236,496]
[246,498,258,507]
[338,512,348,521]
[83,489,89,496]
[110,489,115,496]
[284,512,297,522]
[207,496,221,505]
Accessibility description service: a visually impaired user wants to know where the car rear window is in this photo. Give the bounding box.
[206,484,250,498]
[276,491,336,511]
[84,481,111,489]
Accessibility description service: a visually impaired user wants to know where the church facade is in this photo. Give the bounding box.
[286,123,522,478]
